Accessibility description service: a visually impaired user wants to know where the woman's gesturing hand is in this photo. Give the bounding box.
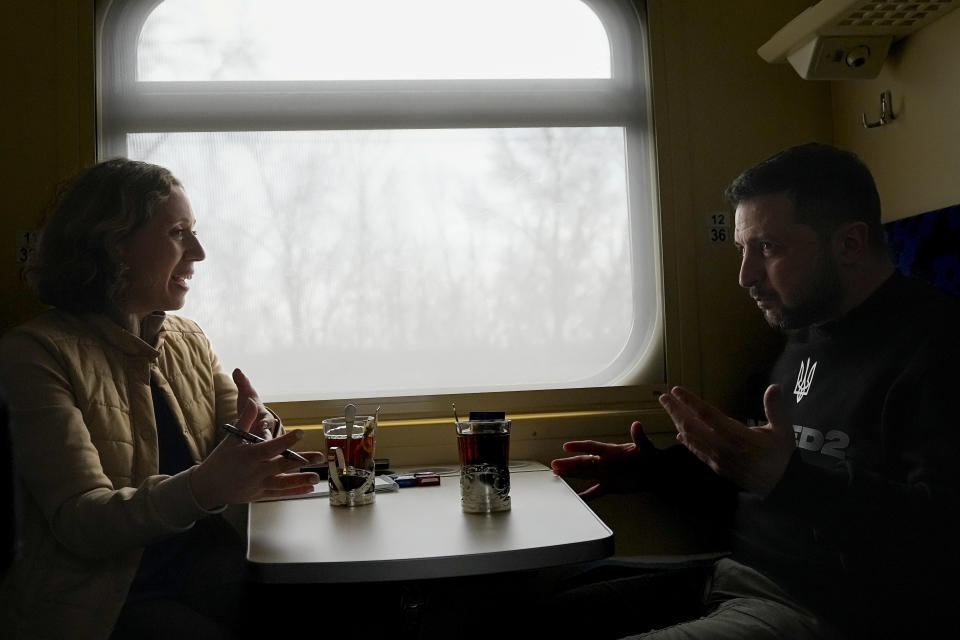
[190,398,322,509]
[233,368,277,439]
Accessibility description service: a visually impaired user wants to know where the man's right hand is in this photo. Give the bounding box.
[550,421,657,499]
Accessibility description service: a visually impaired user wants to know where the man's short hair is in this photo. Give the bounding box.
[724,143,886,249]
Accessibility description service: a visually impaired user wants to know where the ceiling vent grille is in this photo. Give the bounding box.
[759,0,959,79]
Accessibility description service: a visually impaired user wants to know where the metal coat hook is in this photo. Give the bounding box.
[861,90,896,129]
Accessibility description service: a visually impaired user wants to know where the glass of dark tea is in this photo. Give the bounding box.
[455,412,511,513]
[322,406,377,506]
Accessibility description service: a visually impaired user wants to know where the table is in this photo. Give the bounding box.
[246,462,614,583]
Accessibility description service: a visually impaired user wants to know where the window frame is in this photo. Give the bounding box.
[96,0,667,422]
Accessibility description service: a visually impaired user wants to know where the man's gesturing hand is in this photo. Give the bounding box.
[658,384,795,496]
[550,421,657,499]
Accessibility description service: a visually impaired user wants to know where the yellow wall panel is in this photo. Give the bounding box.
[0,0,95,332]
[832,8,960,221]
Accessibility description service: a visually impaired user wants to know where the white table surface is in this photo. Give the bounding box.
[246,463,614,583]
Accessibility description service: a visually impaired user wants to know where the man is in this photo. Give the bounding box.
[551,143,960,639]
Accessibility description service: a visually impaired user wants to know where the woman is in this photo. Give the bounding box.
[0,159,321,639]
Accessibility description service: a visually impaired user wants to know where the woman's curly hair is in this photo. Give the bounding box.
[26,158,181,314]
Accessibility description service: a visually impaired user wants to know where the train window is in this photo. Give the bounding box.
[136,0,611,81]
[98,0,659,405]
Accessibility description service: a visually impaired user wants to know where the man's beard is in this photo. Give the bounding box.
[755,254,844,331]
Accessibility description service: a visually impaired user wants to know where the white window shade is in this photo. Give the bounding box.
[98,0,660,403]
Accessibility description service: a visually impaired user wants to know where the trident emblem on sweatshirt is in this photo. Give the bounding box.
[793,358,817,403]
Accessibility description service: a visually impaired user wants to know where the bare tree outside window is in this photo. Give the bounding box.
[132,127,633,399]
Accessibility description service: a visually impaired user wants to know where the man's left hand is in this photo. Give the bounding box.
[233,368,278,439]
[658,384,795,496]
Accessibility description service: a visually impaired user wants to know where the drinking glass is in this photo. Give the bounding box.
[323,414,377,506]
[455,417,511,513]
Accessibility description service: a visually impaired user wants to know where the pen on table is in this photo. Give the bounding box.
[222,423,310,464]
